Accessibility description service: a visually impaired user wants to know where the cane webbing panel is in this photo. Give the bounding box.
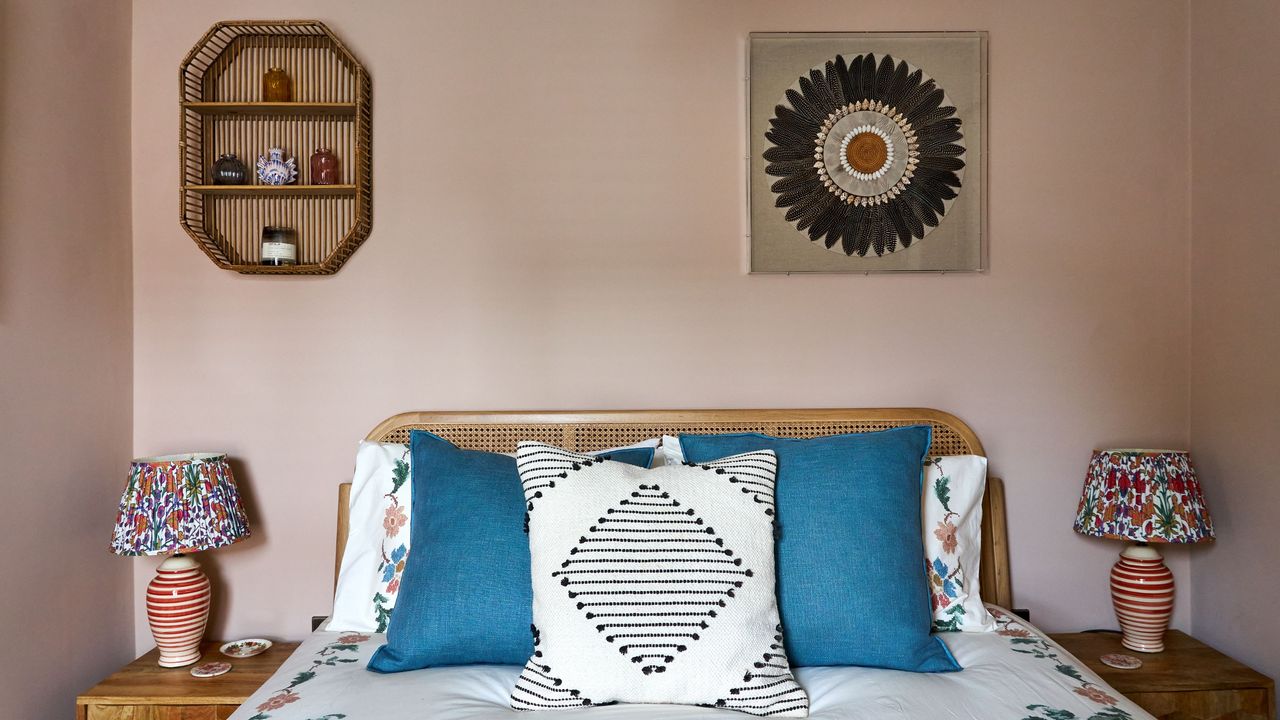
[368,413,978,458]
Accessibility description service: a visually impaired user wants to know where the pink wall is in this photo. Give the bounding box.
[130,0,1192,649]
[0,1,134,716]
[1188,0,1280,681]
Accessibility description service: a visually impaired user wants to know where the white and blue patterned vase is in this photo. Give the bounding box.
[256,147,297,185]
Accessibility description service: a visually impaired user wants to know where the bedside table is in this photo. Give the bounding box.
[77,641,298,720]
[1051,630,1275,720]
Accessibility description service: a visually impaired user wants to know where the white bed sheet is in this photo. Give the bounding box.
[231,607,1152,720]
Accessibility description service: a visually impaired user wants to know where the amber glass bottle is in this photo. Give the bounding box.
[262,67,291,102]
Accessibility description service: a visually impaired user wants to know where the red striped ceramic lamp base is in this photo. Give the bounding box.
[1110,544,1175,653]
[146,554,212,667]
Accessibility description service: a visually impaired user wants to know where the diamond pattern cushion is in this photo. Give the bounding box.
[511,442,807,716]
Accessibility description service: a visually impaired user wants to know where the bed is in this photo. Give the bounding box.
[230,409,1153,720]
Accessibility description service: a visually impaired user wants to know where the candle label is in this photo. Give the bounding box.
[261,241,297,262]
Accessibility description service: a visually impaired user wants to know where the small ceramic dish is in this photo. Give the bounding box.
[220,638,273,658]
[190,660,232,678]
[1099,653,1143,670]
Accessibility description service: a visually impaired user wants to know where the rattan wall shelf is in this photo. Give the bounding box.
[180,21,371,275]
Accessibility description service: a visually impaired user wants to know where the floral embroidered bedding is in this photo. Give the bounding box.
[231,606,1152,720]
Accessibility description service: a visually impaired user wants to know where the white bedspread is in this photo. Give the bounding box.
[231,607,1152,720]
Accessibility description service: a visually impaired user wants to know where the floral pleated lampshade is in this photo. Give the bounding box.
[1073,449,1214,543]
[110,453,251,555]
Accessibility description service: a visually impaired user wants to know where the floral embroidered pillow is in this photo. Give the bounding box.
[923,455,996,632]
[329,442,412,632]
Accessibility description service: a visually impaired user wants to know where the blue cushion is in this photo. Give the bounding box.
[678,426,959,671]
[368,431,655,671]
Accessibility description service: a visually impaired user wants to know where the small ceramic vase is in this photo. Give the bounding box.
[262,67,292,102]
[310,148,339,185]
[210,154,247,185]
[256,148,297,186]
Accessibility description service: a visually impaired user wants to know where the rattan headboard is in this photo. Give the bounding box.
[335,408,1011,608]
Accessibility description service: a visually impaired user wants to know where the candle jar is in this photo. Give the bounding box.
[260,226,297,266]
[310,148,339,185]
[262,67,292,102]
[210,154,247,185]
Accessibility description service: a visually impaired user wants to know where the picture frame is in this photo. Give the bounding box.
[748,31,987,273]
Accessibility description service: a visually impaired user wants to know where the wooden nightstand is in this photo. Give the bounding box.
[77,641,298,720]
[1051,630,1275,720]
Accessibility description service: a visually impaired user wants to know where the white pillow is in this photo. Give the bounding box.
[664,437,995,632]
[329,437,661,633]
[329,441,412,632]
[660,435,683,465]
[923,455,996,632]
[512,442,807,716]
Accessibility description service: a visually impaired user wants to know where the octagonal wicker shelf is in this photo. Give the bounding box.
[180,21,371,275]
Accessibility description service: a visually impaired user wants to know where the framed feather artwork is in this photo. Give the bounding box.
[748,32,987,273]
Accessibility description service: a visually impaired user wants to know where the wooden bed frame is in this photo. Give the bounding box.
[335,408,1012,609]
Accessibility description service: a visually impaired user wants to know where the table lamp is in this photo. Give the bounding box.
[1073,449,1213,653]
[110,453,251,667]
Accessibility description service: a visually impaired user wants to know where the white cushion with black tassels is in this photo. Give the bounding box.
[511,442,808,716]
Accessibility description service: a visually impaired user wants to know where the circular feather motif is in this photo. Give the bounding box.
[764,53,965,257]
